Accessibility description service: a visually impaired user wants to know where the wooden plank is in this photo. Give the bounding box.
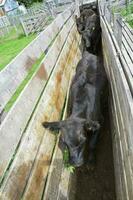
[103,37,129,200]
[23,39,78,200]
[101,15,132,158]
[122,27,133,52]
[110,97,124,200]
[121,40,133,76]
[101,17,133,145]
[120,53,133,95]
[102,38,111,80]
[110,65,132,200]
[111,89,130,200]
[123,21,133,44]
[101,15,133,200]
[0,16,75,183]
[0,6,74,114]
[42,46,81,200]
[101,13,133,96]
[122,30,133,58]
[0,25,79,200]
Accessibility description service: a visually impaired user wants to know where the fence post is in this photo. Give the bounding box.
[113,13,123,49]
[20,18,29,36]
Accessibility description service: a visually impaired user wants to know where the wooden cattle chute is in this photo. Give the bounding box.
[0,0,133,199]
[99,1,133,200]
[0,4,82,199]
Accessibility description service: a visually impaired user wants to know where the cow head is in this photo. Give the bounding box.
[42,117,100,167]
[83,14,100,51]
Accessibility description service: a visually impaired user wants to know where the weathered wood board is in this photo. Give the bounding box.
[0,15,75,183]
[100,12,133,200]
[0,12,81,199]
[0,5,74,114]
[42,43,81,200]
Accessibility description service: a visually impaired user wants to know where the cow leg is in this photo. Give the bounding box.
[87,130,99,170]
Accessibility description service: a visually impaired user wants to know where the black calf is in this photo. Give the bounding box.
[42,51,106,168]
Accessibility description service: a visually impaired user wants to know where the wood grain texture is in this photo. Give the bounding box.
[101,12,133,200]
[0,6,74,114]
[42,42,81,200]
[22,32,81,200]
[0,16,75,184]
[0,23,80,200]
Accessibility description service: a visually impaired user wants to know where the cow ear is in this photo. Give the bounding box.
[84,120,100,132]
[42,121,63,133]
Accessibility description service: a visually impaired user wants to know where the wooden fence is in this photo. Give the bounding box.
[0,16,10,37]
[0,2,54,36]
[0,16,10,27]
[20,13,50,36]
[99,1,133,200]
[100,0,133,96]
[0,4,82,199]
[0,0,133,199]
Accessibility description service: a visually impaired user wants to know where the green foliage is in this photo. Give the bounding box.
[17,0,43,7]
[63,149,69,164]
[112,2,133,28]
[120,2,133,16]
[63,148,75,173]
[128,19,133,27]
[120,2,133,28]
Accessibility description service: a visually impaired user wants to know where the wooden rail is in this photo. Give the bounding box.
[99,2,133,199]
[100,1,133,96]
[1,1,132,199]
[0,5,81,199]
[0,4,74,117]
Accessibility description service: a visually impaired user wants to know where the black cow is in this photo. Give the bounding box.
[76,7,101,54]
[42,51,106,168]
[76,9,95,34]
[82,13,101,54]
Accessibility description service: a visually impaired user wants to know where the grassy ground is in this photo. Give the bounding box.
[111,2,133,28]
[0,27,36,71]
[112,2,133,28]
[120,2,133,28]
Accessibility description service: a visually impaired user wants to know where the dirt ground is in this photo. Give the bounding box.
[69,109,116,200]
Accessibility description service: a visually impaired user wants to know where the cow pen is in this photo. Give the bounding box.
[0,0,133,200]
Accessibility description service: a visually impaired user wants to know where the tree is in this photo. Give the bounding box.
[17,0,43,7]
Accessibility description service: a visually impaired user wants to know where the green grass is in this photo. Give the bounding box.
[120,2,133,16]
[4,53,45,112]
[63,148,75,173]
[0,27,36,71]
[111,2,133,28]
[120,3,133,28]
[120,2,133,28]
